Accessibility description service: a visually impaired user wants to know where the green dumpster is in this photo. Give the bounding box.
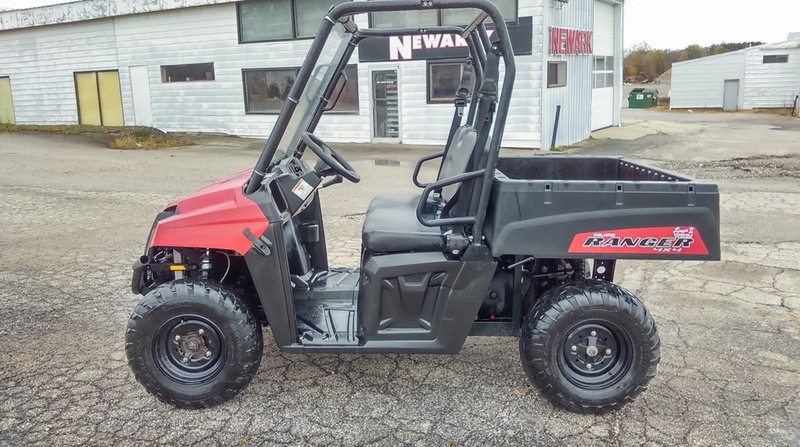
[628,88,658,108]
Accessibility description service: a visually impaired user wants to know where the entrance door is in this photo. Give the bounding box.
[75,71,124,126]
[0,77,15,124]
[723,79,739,111]
[130,66,153,127]
[371,69,400,141]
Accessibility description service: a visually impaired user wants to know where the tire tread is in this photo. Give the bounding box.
[520,279,660,414]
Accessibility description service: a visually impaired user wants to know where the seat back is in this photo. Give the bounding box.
[438,125,477,201]
[441,45,500,222]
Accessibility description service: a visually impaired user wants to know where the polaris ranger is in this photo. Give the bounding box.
[127,0,720,413]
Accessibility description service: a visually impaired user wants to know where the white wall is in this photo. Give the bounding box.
[0,0,547,147]
[0,19,119,125]
[670,50,746,109]
[743,46,800,109]
[542,0,594,149]
[0,0,236,31]
[113,4,371,142]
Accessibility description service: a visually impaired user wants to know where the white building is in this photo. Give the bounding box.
[670,36,800,111]
[0,0,624,149]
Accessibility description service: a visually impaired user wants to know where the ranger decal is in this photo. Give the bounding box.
[568,226,709,255]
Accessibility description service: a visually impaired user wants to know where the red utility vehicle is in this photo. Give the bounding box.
[127,0,720,413]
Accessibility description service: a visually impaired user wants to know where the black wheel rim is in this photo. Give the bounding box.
[558,320,632,389]
[154,315,226,385]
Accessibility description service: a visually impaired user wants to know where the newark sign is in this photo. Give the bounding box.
[549,27,593,55]
[358,17,533,62]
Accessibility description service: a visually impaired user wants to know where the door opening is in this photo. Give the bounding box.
[0,77,15,125]
[75,71,124,126]
[723,79,739,111]
[371,69,400,141]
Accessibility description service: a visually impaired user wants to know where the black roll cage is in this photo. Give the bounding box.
[244,0,517,247]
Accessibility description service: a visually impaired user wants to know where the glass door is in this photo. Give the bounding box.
[371,69,399,141]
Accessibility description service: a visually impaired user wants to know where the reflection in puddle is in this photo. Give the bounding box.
[374,159,401,166]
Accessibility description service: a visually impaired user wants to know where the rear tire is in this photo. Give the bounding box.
[519,279,660,414]
[126,279,263,408]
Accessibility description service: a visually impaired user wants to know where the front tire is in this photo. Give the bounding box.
[126,280,263,408]
[520,279,660,413]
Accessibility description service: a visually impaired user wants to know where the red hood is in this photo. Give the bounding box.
[151,168,270,255]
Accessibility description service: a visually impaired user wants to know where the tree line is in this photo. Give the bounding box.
[624,41,764,81]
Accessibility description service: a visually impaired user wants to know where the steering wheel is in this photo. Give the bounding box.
[301,132,360,183]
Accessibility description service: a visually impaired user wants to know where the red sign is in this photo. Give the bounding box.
[550,27,593,55]
[568,226,709,255]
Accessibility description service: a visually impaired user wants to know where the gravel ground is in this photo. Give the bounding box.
[1,110,799,446]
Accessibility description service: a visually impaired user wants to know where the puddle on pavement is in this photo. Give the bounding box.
[374,159,401,166]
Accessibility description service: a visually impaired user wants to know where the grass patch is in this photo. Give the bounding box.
[0,123,108,134]
[0,124,194,149]
[109,135,194,150]
[747,107,794,115]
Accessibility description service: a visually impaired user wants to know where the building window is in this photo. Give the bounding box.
[593,56,614,89]
[372,0,517,28]
[372,10,438,29]
[427,61,474,103]
[329,65,360,113]
[243,68,298,113]
[238,0,348,43]
[763,54,789,64]
[547,61,567,88]
[161,63,215,83]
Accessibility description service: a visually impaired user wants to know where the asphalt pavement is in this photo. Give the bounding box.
[1,110,798,446]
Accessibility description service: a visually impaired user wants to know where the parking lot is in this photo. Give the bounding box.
[1,109,798,446]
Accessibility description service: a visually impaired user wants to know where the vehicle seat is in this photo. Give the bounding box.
[361,47,499,254]
[362,126,478,253]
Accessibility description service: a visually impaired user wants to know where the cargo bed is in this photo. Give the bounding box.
[484,156,720,260]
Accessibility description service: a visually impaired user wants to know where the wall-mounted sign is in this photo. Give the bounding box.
[550,27,593,55]
[389,33,470,60]
[359,17,533,62]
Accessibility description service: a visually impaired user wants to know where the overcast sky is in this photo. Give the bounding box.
[1,0,799,50]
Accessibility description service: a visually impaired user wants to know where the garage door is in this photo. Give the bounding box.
[591,1,615,130]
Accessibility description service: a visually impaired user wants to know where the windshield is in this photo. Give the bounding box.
[271,24,352,164]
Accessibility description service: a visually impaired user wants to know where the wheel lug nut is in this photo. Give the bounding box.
[205,351,212,357]
[174,335,181,341]
[198,329,205,335]
[605,348,612,355]
[571,345,577,352]
[182,357,189,364]
[586,363,593,369]
[590,330,597,337]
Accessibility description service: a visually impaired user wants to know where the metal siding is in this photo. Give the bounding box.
[367,0,544,148]
[113,4,371,140]
[0,19,119,125]
[0,0,238,31]
[393,55,543,148]
[0,1,547,147]
[743,47,800,109]
[394,60,450,145]
[670,51,746,109]
[542,0,594,149]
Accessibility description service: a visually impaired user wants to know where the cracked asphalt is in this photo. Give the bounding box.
[1,110,799,446]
